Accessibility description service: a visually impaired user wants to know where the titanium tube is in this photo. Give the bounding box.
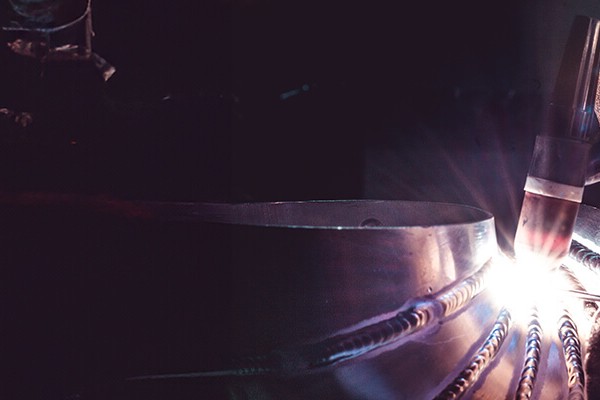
[514,15,600,268]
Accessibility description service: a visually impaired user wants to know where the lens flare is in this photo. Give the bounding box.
[487,252,580,331]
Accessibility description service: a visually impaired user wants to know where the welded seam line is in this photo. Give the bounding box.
[558,311,587,400]
[515,308,542,400]
[570,240,600,273]
[433,308,512,400]
[310,259,494,368]
[127,259,495,380]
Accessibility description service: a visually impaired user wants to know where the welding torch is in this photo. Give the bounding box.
[514,15,600,269]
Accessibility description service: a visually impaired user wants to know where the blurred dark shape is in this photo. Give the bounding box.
[3,0,115,79]
[5,0,85,27]
[4,0,93,59]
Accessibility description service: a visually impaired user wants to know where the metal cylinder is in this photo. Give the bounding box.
[195,200,496,355]
[1,197,594,398]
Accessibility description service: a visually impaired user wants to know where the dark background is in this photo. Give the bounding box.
[3,0,600,247]
[3,1,600,399]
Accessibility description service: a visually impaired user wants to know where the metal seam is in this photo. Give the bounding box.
[310,259,493,368]
[433,308,512,400]
[558,311,587,400]
[570,240,600,272]
[126,260,494,380]
[515,308,543,400]
[559,263,599,316]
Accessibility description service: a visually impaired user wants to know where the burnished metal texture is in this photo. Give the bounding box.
[573,203,600,246]
[5,197,600,399]
[194,200,496,354]
[137,200,596,400]
[137,200,504,399]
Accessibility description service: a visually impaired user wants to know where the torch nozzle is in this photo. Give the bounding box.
[514,15,600,268]
[514,192,579,269]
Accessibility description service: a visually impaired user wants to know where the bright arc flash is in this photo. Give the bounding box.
[488,252,568,329]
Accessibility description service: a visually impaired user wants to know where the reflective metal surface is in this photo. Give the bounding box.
[129,200,504,398]
[5,198,600,399]
[191,200,496,356]
[130,200,600,400]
